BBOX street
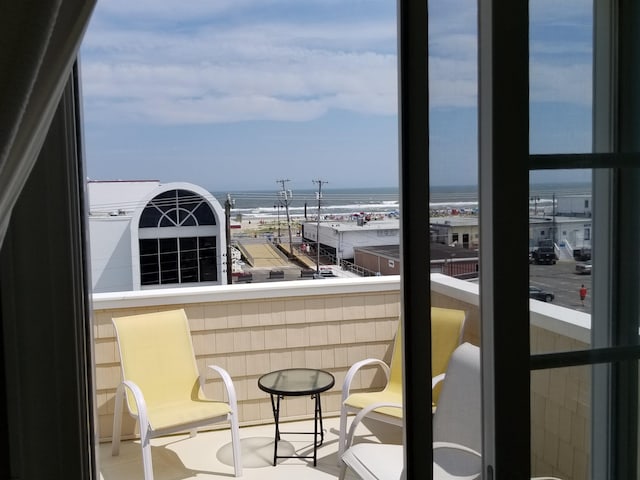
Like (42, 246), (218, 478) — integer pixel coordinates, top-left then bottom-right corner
(530, 260), (591, 313)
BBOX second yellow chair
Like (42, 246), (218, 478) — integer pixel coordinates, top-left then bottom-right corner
(337, 306), (467, 458)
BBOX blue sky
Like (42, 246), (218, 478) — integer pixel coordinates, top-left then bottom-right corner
(80, 0), (592, 191)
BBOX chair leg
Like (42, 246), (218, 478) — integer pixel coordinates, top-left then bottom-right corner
(111, 385), (124, 456)
(140, 432), (154, 480)
(339, 463), (348, 480)
(338, 406), (348, 462)
(230, 413), (243, 477)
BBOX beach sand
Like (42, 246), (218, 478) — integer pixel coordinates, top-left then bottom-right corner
(231, 218), (303, 237)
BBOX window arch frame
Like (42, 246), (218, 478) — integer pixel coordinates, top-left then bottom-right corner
(131, 183), (227, 289)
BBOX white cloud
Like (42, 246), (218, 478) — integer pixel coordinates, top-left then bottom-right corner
(82, 5), (399, 125)
(81, 0), (593, 126)
(529, 0), (592, 24)
(530, 62), (592, 105)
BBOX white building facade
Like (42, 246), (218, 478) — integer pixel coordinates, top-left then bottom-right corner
(556, 194), (592, 217)
(429, 216), (480, 249)
(88, 181), (227, 293)
(302, 219), (400, 263)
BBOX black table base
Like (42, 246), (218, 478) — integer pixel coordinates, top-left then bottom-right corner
(257, 368), (335, 467)
(268, 392), (325, 466)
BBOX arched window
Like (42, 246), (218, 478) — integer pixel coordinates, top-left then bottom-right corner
(139, 189), (216, 228)
(138, 189), (218, 286)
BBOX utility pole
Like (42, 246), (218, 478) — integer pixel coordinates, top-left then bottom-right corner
(224, 194), (234, 285)
(552, 192), (556, 245)
(276, 179), (294, 258)
(312, 179), (328, 275)
(273, 201), (281, 242)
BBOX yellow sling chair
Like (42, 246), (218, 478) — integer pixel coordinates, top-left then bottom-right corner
(338, 306), (467, 459)
(111, 309), (242, 479)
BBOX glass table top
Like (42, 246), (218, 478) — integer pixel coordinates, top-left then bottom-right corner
(258, 368), (335, 396)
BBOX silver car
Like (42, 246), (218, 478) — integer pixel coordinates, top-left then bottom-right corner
(575, 262), (592, 275)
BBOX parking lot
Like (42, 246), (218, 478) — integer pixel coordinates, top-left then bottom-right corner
(530, 260), (592, 313)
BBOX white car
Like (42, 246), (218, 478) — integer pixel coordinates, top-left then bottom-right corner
(575, 261), (592, 275)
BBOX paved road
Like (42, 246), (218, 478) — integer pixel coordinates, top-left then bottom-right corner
(530, 260), (592, 313)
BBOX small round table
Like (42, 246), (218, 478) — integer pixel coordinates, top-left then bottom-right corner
(258, 368), (335, 466)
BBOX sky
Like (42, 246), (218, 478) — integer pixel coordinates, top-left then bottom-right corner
(80, 0), (592, 192)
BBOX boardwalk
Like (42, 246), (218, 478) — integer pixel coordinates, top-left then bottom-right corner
(240, 242), (290, 268)
(277, 243), (318, 270)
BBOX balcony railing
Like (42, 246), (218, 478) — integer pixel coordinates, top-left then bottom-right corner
(93, 273), (590, 480)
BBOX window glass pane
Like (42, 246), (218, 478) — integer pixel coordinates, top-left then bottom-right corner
(159, 237), (178, 284)
(531, 365), (591, 479)
(139, 205), (162, 228)
(139, 239), (159, 285)
(529, 0), (593, 155)
(429, 0), (482, 475)
(529, 170), (592, 354)
(153, 190), (177, 212)
(199, 236), (217, 282)
(194, 202), (216, 225)
(177, 189), (199, 211)
(428, 0), (479, 277)
(179, 237), (198, 283)
(178, 209), (196, 226)
(159, 210), (178, 227)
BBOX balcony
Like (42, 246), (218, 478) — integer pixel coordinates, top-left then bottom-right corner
(99, 415), (399, 479)
(94, 274), (590, 479)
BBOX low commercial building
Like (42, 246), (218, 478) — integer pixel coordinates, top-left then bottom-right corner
(529, 216), (592, 255)
(431, 213), (592, 257)
(353, 243), (479, 278)
(430, 216), (480, 249)
(302, 218), (400, 263)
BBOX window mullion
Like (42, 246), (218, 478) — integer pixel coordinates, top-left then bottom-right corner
(479, 0), (530, 477)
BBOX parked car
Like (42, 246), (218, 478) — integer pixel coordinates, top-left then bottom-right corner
(529, 286), (555, 302)
(573, 248), (591, 261)
(575, 261), (592, 275)
(530, 246), (557, 265)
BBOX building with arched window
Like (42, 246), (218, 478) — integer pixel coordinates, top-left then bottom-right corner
(88, 180), (227, 292)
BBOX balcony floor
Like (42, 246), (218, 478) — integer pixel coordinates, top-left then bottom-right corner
(99, 415), (402, 480)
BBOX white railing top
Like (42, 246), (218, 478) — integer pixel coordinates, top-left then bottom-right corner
(430, 273), (591, 344)
(92, 275), (402, 310)
(92, 273), (591, 344)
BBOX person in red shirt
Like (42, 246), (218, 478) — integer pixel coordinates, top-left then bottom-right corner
(579, 284), (587, 306)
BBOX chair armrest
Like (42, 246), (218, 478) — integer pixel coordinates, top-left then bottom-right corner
(342, 358), (391, 404)
(433, 441), (482, 459)
(433, 441), (482, 480)
(205, 365), (239, 412)
(432, 373), (446, 390)
(118, 380), (148, 421)
(112, 380), (149, 456)
(344, 401), (403, 450)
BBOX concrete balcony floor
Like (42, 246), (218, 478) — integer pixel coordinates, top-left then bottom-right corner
(99, 415), (402, 480)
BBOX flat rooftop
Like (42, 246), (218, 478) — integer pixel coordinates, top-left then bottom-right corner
(429, 215), (478, 227)
(306, 219), (400, 232)
(355, 243), (478, 261)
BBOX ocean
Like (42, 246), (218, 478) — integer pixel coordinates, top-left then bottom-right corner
(212, 181), (591, 221)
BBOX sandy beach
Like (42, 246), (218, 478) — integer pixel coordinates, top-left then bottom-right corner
(230, 218), (304, 238)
